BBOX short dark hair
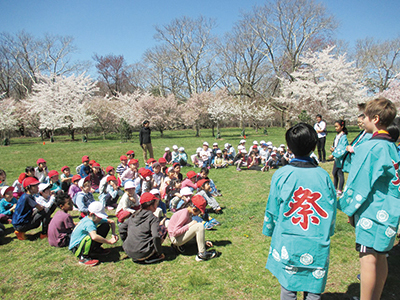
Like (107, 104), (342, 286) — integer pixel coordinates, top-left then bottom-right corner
(0, 169), (5, 177)
(200, 167), (209, 175)
(141, 199), (156, 209)
(285, 123), (318, 157)
(316, 114), (322, 118)
(55, 192), (71, 207)
(365, 97), (397, 127)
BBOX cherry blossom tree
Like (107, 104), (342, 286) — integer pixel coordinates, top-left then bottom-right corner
(24, 73), (98, 140)
(276, 46), (367, 124)
(207, 89), (236, 138)
(0, 98), (18, 140)
(182, 92), (213, 136)
(378, 75), (400, 107)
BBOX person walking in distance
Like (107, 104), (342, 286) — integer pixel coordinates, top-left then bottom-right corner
(314, 114), (327, 162)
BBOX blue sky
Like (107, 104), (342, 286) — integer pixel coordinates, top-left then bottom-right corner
(1, 0), (399, 75)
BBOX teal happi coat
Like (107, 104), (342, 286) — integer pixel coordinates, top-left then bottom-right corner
(342, 131), (372, 173)
(332, 133), (349, 168)
(263, 159), (337, 294)
(338, 135), (400, 252)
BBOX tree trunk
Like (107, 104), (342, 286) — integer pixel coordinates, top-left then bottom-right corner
(70, 129), (75, 141)
(103, 131), (106, 140)
(195, 124), (200, 137)
(211, 124), (215, 137)
(159, 128), (164, 137)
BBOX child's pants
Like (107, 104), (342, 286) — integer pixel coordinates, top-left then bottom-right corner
(72, 223), (110, 257)
(332, 164), (344, 191)
(169, 222), (206, 253)
(280, 286), (321, 300)
(13, 206), (55, 234)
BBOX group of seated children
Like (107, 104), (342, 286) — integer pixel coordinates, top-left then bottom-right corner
(0, 149), (223, 266)
(190, 140), (296, 172)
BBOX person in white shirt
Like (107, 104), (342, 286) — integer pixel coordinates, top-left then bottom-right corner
(314, 114), (327, 162)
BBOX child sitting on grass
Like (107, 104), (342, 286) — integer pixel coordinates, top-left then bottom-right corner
(12, 177), (53, 240)
(263, 123), (337, 300)
(338, 97), (400, 300)
(68, 175), (81, 202)
(0, 186), (17, 224)
(35, 183), (56, 215)
(12, 172), (27, 199)
(116, 155), (128, 179)
(75, 177), (95, 217)
(197, 167), (221, 197)
(181, 171), (197, 191)
(45, 170), (62, 194)
(35, 158), (48, 183)
(99, 176), (123, 209)
(60, 166), (73, 193)
(196, 179), (222, 214)
(69, 201), (118, 267)
(122, 192), (166, 264)
(168, 194), (217, 261)
(120, 159), (139, 186)
(213, 150), (228, 169)
(48, 192), (75, 247)
(115, 181), (140, 223)
(99, 166), (115, 194)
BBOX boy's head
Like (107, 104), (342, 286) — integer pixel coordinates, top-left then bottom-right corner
(139, 168), (153, 181)
(285, 123), (318, 157)
(48, 170), (59, 182)
(23, 177), (40, 194)
(92, 163), (101, 173)
(18, 172), (27, 184)
(39, 183), (52, 198)
(364, 97), (397, 131)
(191, 194), (206, 215)
(88, 201), (108, 222)
(25, 166), (35, 177)
(1, 186), (14, 201)
(173, 163), (181, 173)
(200, 167), (209, 177)
(82, 155), (90, 165)
(120, 155), (128, 165)
(72, 174), (81, 185)
(124, 181), (136, 195)
(0, 169), (5, 182)
(55, 192), (73, 212)
(61, 166), (70, 176)
(107, 175), (118, 186)
(202, 141), (209, 150)
(140, 192), (158, 210)
(179, 147), (185, 153)
(106, 166), (115, 175)
(213, 143), (218, 149)
(158, 157), (167, 167)
(147, 158), (156, 166)
(164, 147), (170, 153)
(186, 171), (197, 181)
(126, 150), (135, 159)
(172, 145), (178, 152)
(143, 120), (150, 127)
(197, 178), (210, 191)
(79, 177), (91, 193)
(129, 159), (139, 169)
(36, 159), (46, 170)
(152, 162), (161, 173)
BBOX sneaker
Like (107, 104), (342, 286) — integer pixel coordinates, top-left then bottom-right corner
(172, 244), (186, 254)
(79, 256), (100, 267)
(195, 250), (217, 262)
(236, 168), (241, 172)
(14, 231), (26, 240)
(40, 233), (48, 239)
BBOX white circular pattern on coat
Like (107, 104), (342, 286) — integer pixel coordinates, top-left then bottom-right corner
(385, 226), (396, 238)
(300, 253), (313, 265)
(354, 203), (361, 209)
(312, 268), (326, 279)
(285, 266), (298, 275)
(347, 189), (353, 196)
(266, 224), (272, 229)
(269, 246), (272, 254)
(359, 218), (373, 230)
(281, 246), (289, 260)
(355, 194), (363, 201)
(264, 215), (269, 222)
(272, 249), (280, 262)
(376, 210), (389, 223)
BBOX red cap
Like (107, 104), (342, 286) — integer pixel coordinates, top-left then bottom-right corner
(82, 155), (89, 162)
(126, 150), (135, 155)
(107, 175), (117, 182)
(139, 168), (153, 178)
(48, 170), (59, 178)
(140, 192), (157, 205)
(61, 166), (69, 172)
(191, 194), (206, 214)
(173, 162), (180, 168)
(89, 160), (96, 165)
(128, 159), (139, 166)
(92, 162), (100, 167)
(72, 175), (81, 182)
(36, 158), (46, 165)
(147, 158), (156, 164)
(196, 179), (209, 189)
(18, 173), (27, 184)
(120, 155), (128, 161)
(105, 166), (114, 173)
(186, 171), (196, 179)
(23, 177), (40, 188)
(158, 157), (166, 164)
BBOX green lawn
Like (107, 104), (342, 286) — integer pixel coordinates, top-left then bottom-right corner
(0, 127), (399, 299)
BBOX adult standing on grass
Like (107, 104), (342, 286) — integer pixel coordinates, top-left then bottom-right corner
(314, 114), (327, 163)
(139, 120), (154, 164)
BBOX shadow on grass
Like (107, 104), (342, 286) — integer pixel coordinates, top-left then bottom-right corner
(93, 245), (124, 263)
(322, 283), (359, 299)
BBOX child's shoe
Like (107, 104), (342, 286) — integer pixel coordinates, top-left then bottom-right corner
(236, 168), (241, 172)
(79, 256), (100, 267)
(195, 250), (217, 262)
(40, 233), (48, 239)
(14, 231), (26, 240)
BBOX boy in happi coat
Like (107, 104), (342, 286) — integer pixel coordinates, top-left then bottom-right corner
(263, 123), (337, 300)
(338, 97), (400, 300)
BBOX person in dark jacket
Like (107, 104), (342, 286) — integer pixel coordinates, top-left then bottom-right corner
(122, 192), (166, 264)
(139, 120), (153, 164)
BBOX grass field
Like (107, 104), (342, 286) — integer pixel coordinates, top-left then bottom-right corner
(0, 127), (399, 300)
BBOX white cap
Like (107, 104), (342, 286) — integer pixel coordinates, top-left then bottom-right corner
(216, 149), (222, 154)
(78, 178), (86, 188)
(196, 147), (202, 153)
(88, 201), (108, 219)
(203, 141), (209, 146)
(150, 189), (160, 195)
(268, 146), (273, 149)
(277, 147), (283, 152)
(267, 141), (273, 146)
(213, 142), (218, 146)
(167, 167), (174, 173)
(172, 145), (178, 150)
(260, 140), (266, 145)
(180, 187), (192, 196)
(224, 143), (229, 149)
(0, 186), (13, 197)
(38, 183), (51, 193)
(165, 147), (170, 151)
(280, 144), (285, 148)
(253, 140), (258, 145)
(124, 181), (135, 190)
(178, 147), (185, 152)
(273, 147), (277, 151)
(240, 139), (246, 144)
